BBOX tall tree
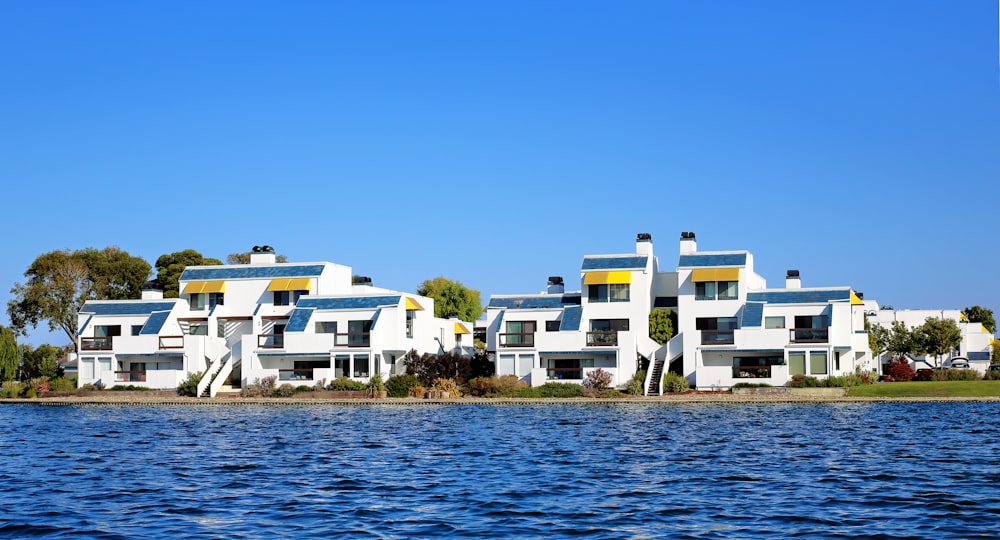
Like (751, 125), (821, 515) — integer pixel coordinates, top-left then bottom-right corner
(648, 308), (675, 345)
(7, 247), (149, 351)
(417, 277), (482, 323)
(19, 343), (59, 380)
(884, 320), (915, 362)
(0, 326), (18, 382)
(154, 250), (223, 298)
(962, 305), (996, 334)
(914, 317), (962, 368)
(227, 252), (288, 264)
(866, 318), (889, 365)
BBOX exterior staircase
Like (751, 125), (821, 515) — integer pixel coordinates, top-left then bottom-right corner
(646, 358), (665, 396)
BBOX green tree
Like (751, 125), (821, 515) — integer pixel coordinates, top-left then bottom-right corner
(914, 317), (962, 368)
(227, 252), (288, 264)
(7, 248), (150, 351)
(648, 308), (675, 345)
(416, 277), (482, 323)
(866, 318), (889, 364)
(0, 326), (18, 382)
(885, 320), (915, 362)
(154, 250), (223, 298)
(19, 343), (60, 380)
(962, 305), (996, 334)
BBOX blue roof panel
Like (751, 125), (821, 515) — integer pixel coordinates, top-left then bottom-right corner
(296, 296), (400, 310)
(742, 302), (764, 327)
(581, 256), (648, 270)
(139, 311), (171, 335)
(560, 306), (583, 331)
(677, 253), (747, 267)
(180, 264), (326, 281)
(81, 301), (177, 316)
(285, 308), (316, 332)
(746, 289), (852, 304)
(487, 295), (581, 309)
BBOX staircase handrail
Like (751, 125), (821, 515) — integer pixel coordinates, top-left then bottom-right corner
(208, 351), (233, 398)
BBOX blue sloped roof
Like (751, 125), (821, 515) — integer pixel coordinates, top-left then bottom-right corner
(487, 295), (581, 309)
(139, 311), (172, 335)
(180, 264), (326, 281)
(369, 308), (382, 330)
(581, 256), (648, 270)
(741, 302), (764, 327)
(746, 289), (852, 304)
(81, 301), (177, 316)
(296, 296), (400, 310)
(285, 308), (316, 332)
(560, 305), (583, 331)
(677, 253), (747, 267)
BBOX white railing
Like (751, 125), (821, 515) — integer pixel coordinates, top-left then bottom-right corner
(196, 356), (217, 398)
(209, 352), (233, 398)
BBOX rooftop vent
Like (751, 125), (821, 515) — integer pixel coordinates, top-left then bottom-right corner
(353, 276), (373, 285)
(636, 232), (652, 242)
(252, 245), (275, 254)
(786, 269), (800, 278)
(547, 276), (564, 286)
(680, 231), (696, 239)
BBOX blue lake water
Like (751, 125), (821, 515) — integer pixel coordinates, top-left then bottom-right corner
(1, 402), (998, 539)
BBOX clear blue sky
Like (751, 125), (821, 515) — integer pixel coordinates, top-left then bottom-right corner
(1, 1), (998, 346)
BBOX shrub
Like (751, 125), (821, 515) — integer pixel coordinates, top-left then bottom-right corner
(431, 378), (462, 397)
(596, 389), (625, 399)
(789, 374), (820, 387)
(404, 349), (472, 386)
(408, 384), (426, 398)
(583, 369), (612, 391)
(313, 379), (327, 392)
(80, 383), (100, 392)
(0, 382), (24, 398)
(466, 375), (521, 397)
(327, 377), (365, 392)
(48, 377), (76, 391)
(386, 374), (421, 397)
(933, 368), (981, 382)
(365, 373), (387, 397)
(662, 372), (689, 393)
(887, 363), (915, 382)
(177, 371), (202, 397)
(625, 379), (644, 396)
(984, 369), (1000, 381)
(295, 385), (313, 393)
(108, 385), (152, 392)
(732, 382), (772, 389)
(535, 382), (583, 398)
(273, 384), (296, 397)
(241, 375), (278, 398)
(514, 386), (542, 398)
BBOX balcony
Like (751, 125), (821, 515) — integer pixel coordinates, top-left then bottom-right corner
(732, 366), (771, 379)
(258, 334), (285, 349)
(159, 336), (184, 349)
(334, 332), (371, 347)
(790, 328), (829, 343)
(81, 337), (114, 351)
(115, 370), (147, 382)
(546, 367), (583, 380)
(701, 329), (735, 345)
(586, 331), (618, 347)
(499, 332), (535, 348)
(278, 368), (315, 381)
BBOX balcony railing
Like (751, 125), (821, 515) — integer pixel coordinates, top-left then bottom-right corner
(546, 367), (584, 380)
(81, 337), (114, 351)
(499, 332), (534, 347)
(334, 332), (371, 347)
(115, 370), (147, 382)
(733, 366), (772, 379)
(159, 335), (184, 349)
(278, 368), (315, 381)
(586, 331), (618, 347)
(258, 333), (285, 349)
(701, 329), (735, 345)
(790, 328), (829, 343)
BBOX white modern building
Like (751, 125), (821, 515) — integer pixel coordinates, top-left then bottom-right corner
(869, 308), (993, 373)
(76, 247), (470, 395)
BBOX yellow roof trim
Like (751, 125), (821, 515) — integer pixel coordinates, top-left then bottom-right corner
(454, 322), (471, 335)
(850, 291), (864, 306)
(583, 271), (631, 285)
(405, 297), (424, 311)
(715, 268), (740, 281)
(960, 312), (970, 322)
(201, 281), (226, 294)
(182, 282), (205, 294)
(692, 268), (740, 282)
(267, 278), (291, 291)
(267, 278), (310, 292)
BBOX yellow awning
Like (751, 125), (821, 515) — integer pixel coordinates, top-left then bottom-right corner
(268, 278), (312, 292)
(850, 291), (864, 305)
(691, 268), (740, 282)
(454, 322), (471, 335)
(583, 271), (632, 285)
(405, 297), (424, 311)
(183, 281), (225, 294)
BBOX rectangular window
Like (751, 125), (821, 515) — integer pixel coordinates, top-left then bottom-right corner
(131, 325), (143, 336)
(609, 284), (630, 302)
(188, 323), (208, 336)
(504, 321), (536, 346)
(354, 354), (370, 378)
(794, 315), (828, 329)
(406, 310), (415, 338)
(98, 357), (112, 376)
(316, 321), (338, 334)
(208, 292), (224, 308)
(733, 356), (783, 378)
(545, 320), (561, 332)
(789, 352), (806, 376)
(81, 357), (95, 379)
(348, 320), (372, 346)
(764, 316), (785, 329)
(335, 354), (350, 378)
(518, 354), (535, 376)
(717, 281), (738, 300)
(588, 284), (609, 303)
(190, 293), (204, 310)
(273, 291), (290, 306)
(94, 325), (121, 338)
(835, 351), (841, 371)
(695, 281), (716, 300)
(809, 351), (828, 375)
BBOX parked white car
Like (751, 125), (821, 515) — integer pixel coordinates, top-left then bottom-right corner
(949, 357), (970, 369)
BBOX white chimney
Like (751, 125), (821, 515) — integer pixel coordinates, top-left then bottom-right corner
(250, 245), (277, 264)
(786, 270), (801, 289)
(679, 231), (697, 254)
(636, 232), (653, 256)
(141, 286), (163, 300)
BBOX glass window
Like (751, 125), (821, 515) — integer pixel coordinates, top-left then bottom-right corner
(81, 358), (95, 379)
(335, 355), (350, 378)
(354, 354), (370, 378)
(588, 284), (609, 303)
(789, 352), (806, 376)
(315, 321), (337, 334)
(609, 284), (630, 302)
(292, 290), (308, 304)
(545, 320), (561, 332)
(94, 325), (121, 337)
(406, 310), (414, 338)
(505, 321), (535, 346)
(208, 293), (224, 308)
(717, 281), (738, 300)
(348, 320), (372, 346)
(764, 316), (785, 329)
(131, 325), (143, 336)
(273, 291), (290, 306)
(810, 351), (828, 375)
(98, 357), (112, 375)
(189, 323), (208, 336)
(190, 293), (204, 310)
(695, 281), (716, 300)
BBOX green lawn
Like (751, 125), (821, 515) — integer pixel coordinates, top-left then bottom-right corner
(847, 380), (1000, 398)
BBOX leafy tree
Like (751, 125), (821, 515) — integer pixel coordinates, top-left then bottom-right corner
(914, 317), (962, 368)
(227, 252), (288, 264)
(403, 349), (472, 385)
(648, 308), (676, 345)
(0, 326), (18, 382)
(19, 343), (60, 380)
(962, 305), (996, 334)
(154, 250), (223, 298)
(885, 321), (915, 362)
(991, 339), (1000, 362)
(866, 318), (889, 364)
(416, 277), (482, 323)
(8, 248), (150, 351)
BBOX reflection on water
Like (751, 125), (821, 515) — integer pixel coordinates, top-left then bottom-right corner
(1, 403), (998, 538)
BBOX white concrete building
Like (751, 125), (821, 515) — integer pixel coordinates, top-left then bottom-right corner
(76, 247), (469, 395)
(869, 308), (993, 373)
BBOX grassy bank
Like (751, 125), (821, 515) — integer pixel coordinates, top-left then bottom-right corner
(847, 380), (1000, 398)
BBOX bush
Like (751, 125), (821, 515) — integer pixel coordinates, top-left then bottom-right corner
(241, 375), (278, 398)
(466, 375), (521, 397)
(0, 382), (23, 398)
(386, 374), (421, 398)
(625, 379), (644, 396)
(273, 384), (296, 397)
(535, 382), (582, 398)
(732, 382), (772, 389)
(583, 369), (612, 391)
(983, 369), (1000, 381)
(933, 368), (981, 381)
(888, 363), (915, 382)
(408, 384), (426, 398)
(662, 372), (689, 393)
(295, 385), (313, 393)
(177, 371), (202, 397)
(108, 385), (152, 392)
(365, 373), (387, 397)
(327, 377), (365, 392)
(431, 378), (462, 397)
(596, 389), (625, 399)
(48, 377), (76, 391)
(404, 349), (472, 386)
